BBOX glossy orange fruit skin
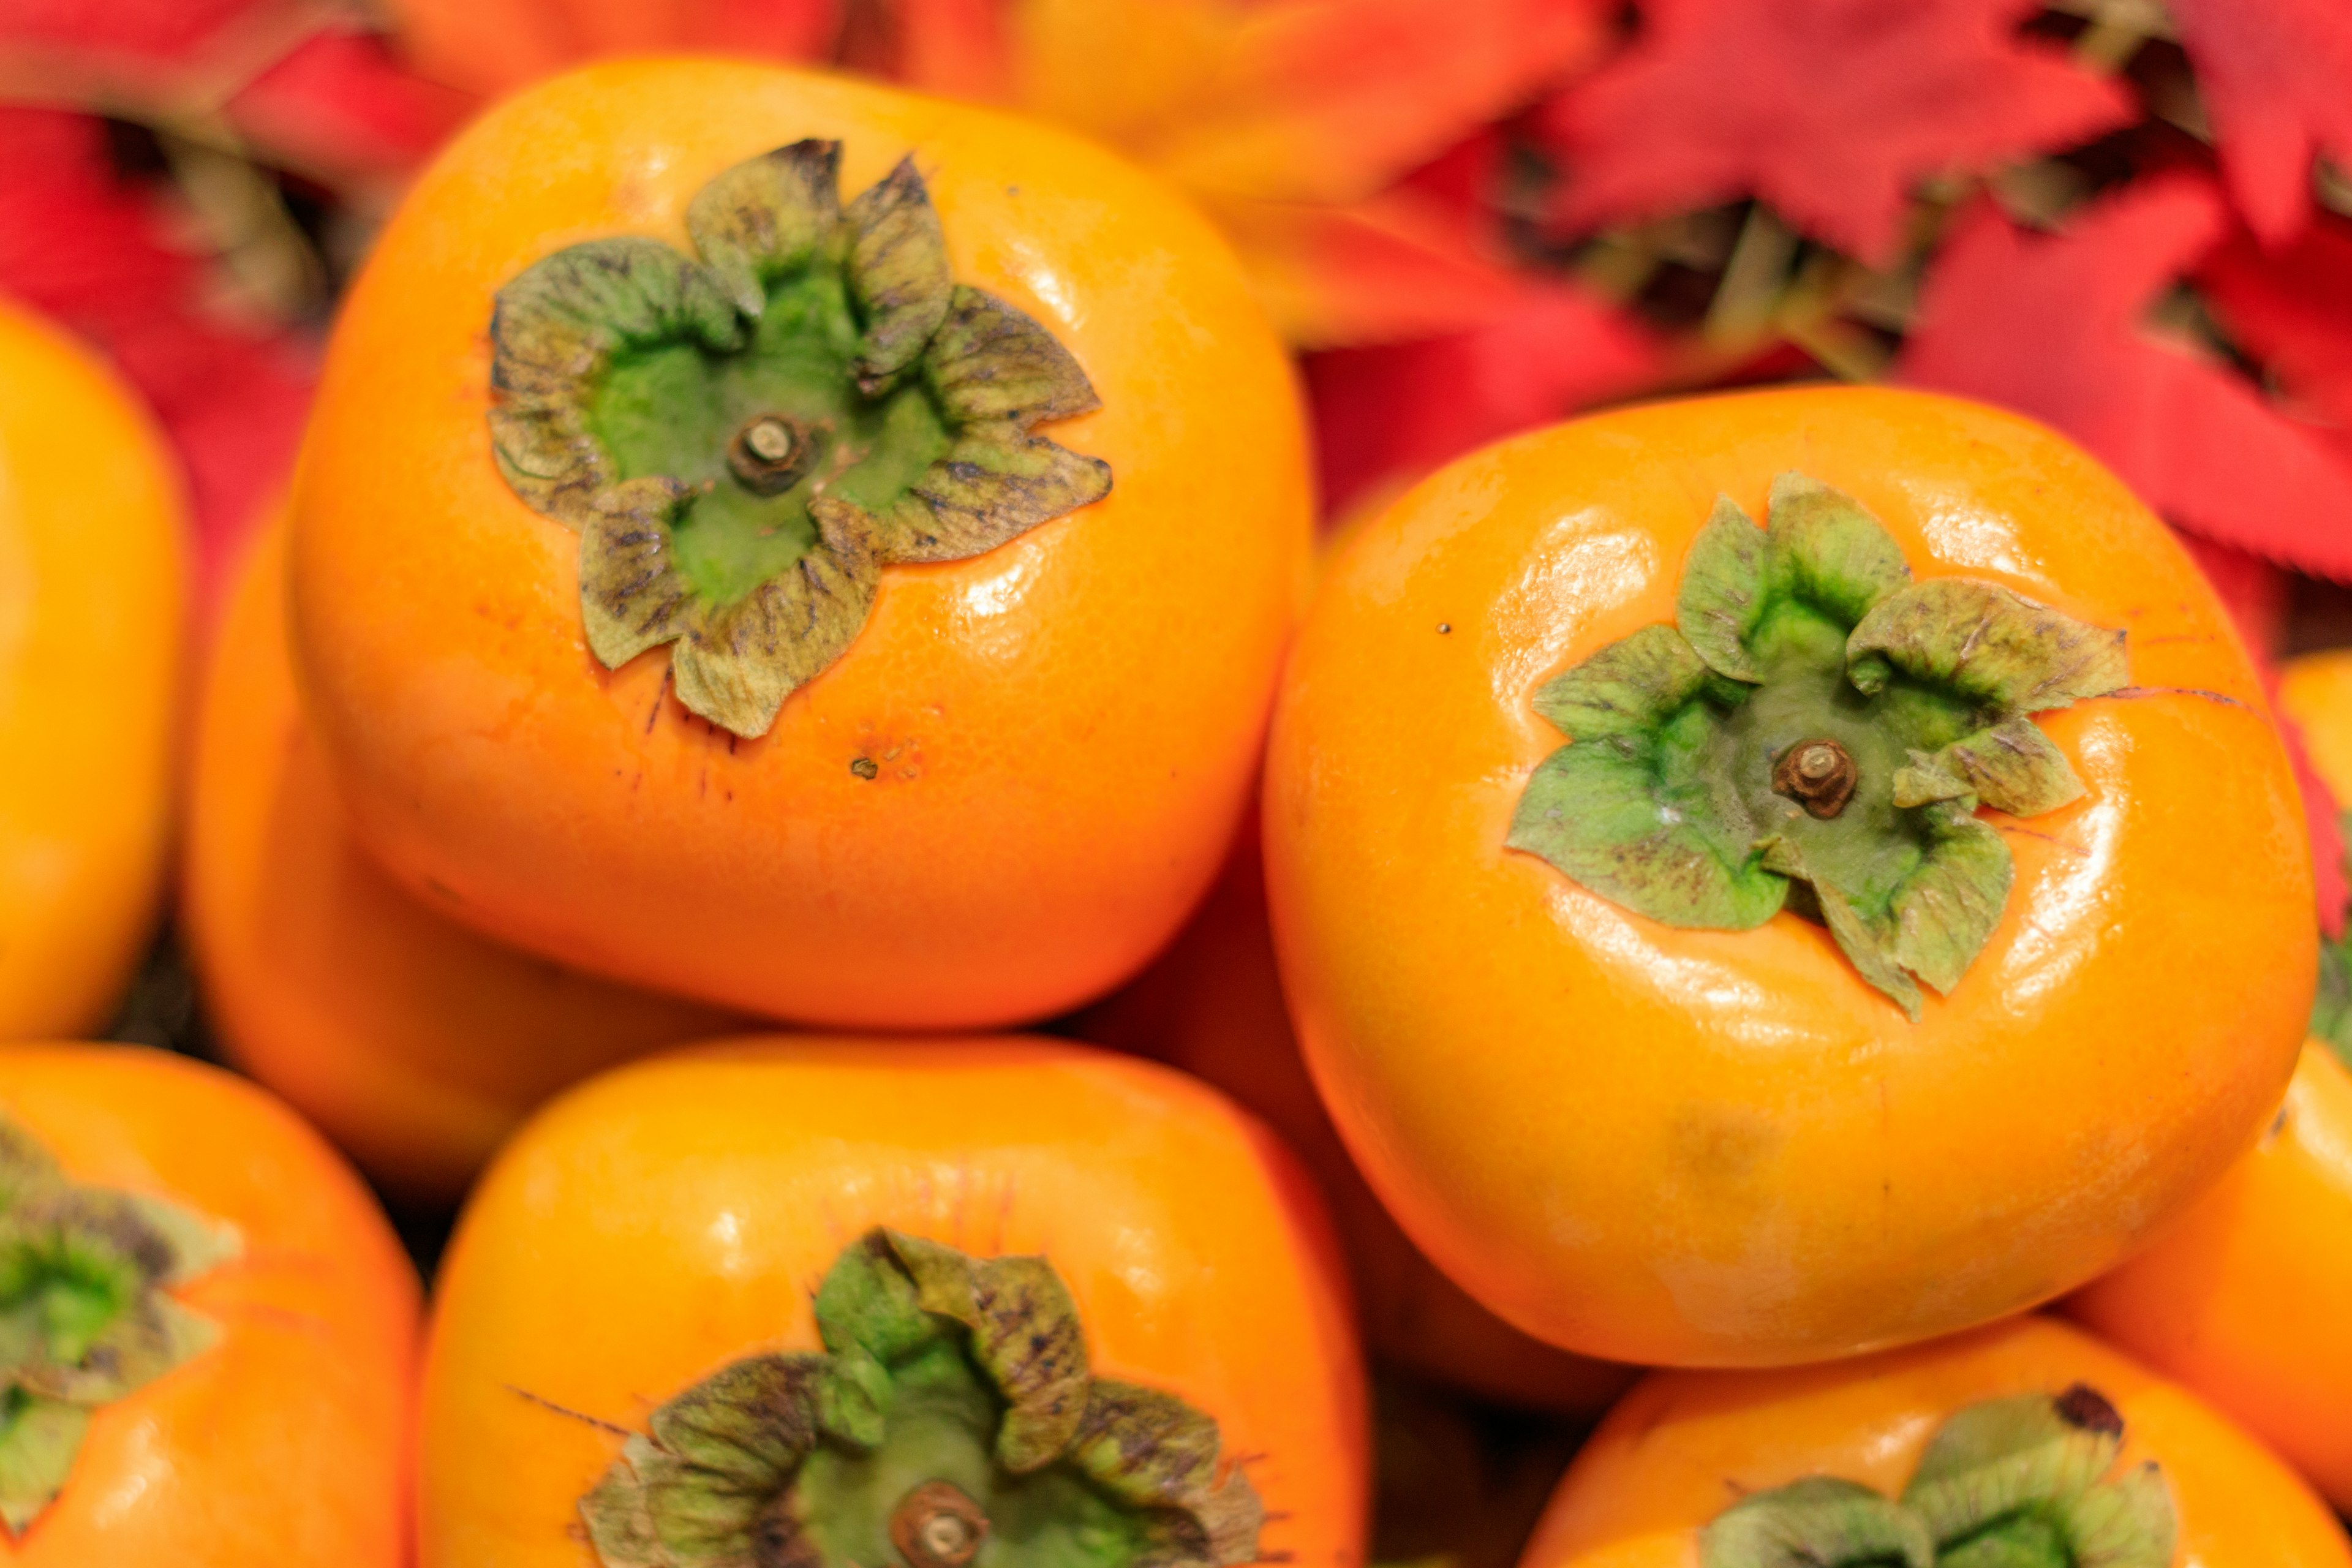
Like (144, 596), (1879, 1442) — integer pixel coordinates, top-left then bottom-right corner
(186, 515), (745, 1204)
(418, 1038), (1366, 1567)
(290, 59), (1310, 1030)
(1517, 1315), (2352, 1568)
(0, 1045), (419, 1566)
(0, 301), (184, 1039)
(2067, 1041), (2352, 1509)
(1077, 823), (1634, 1413)
(1266, 386), (2314, 1367)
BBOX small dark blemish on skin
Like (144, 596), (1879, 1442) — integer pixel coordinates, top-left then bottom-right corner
(2108, 683), (2253, 712)
(851, 757), (880, 780)
(1437, 623), (1451, 635)
(505, 1385), (633, 1438)
(424, 877), (462, 904)
(1994, 821), (2089, 858)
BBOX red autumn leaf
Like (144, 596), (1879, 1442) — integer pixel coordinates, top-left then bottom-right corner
(225, 26), (475, 190)
(1897, 176), (2352, 581)
(1207, 132), (1531, 349)
(1209, 186), (1536, 349)
(2199, 217), (2352, 432)
(0, 2), (470, 195)
(2167, 0), (2352, 246)
(1305, 280), (1657, 522)
(0, 107), (314, 612)
(1538, 0), (2132, 263)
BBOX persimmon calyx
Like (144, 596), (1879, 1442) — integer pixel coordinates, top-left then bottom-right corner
(577, 1227), (1262, 1568)
(1506, 472), (2127, 1018)
(0, 1115), (240, 1536)
(488, 140), (1112, 739)
(1700, 1384), (2176, 1568)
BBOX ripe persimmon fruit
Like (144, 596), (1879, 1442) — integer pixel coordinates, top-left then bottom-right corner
(289, 60), (1308, 1030)
(417, 1038), (1365, 1567)
(2067, 1039), (2352, 1511)
(1266, 386), (2313, 1366)
(186, 514), (744, 1204)
(0, 300), (183, 1040)
(0, 1045), (417, 1564)
(1518, 1315), (2351, 1568)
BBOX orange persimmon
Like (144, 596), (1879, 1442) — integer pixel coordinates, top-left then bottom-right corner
(0, 299), (184, 1039)
(1517, 1315), (2351, 1568)
(2067, 1040), (2352, 1510)
(289, 59), (1310, 1030)
(418, 1038), (1365, 1567)
(2279, 649), (2352, 801)
(185, 514), (744, 1204)
(1077, 826), (1633, 1413)
(1267, 386), (2312, 1366)
(0, 1044), (418, 1564)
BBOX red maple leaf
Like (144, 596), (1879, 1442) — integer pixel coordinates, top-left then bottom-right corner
(1538, 0), (2132, 263)
(1215, 131), (1537, 349)
(1305, 280), (1657, 522)
(2199, 217), (2352, 433)
(0, 108), (315, 614)
(2168, 0), (2352, 246)
(224, 26), (475, 190)
(1897, 176), (2352, 581)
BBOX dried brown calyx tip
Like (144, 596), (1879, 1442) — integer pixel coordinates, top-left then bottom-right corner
(1773, 737), (1857, 818)
(2054, 1382), (2124, 1436)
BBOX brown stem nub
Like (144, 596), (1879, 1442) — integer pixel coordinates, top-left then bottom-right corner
(727, 413), (814, 496)
(1773, 737), (1857, 819)
(2054, 1382), (2124, 1437)
(890, 1480), (988, 1568)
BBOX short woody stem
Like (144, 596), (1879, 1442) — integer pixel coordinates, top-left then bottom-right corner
(891, 1480), (988, 1568)
(1774, 737), (1857, 819)
(727, 413), (814, 496)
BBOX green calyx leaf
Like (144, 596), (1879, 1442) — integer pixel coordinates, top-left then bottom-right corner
(0, 1114), (238, 1539)
(578, 1227), (1261, 1568)
(1702, 1476), (1935, 1568)
(1702, 1385), (2176, 1568)
(489, 141), (1112, 739)
(1509, 473), (2127, 1017)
